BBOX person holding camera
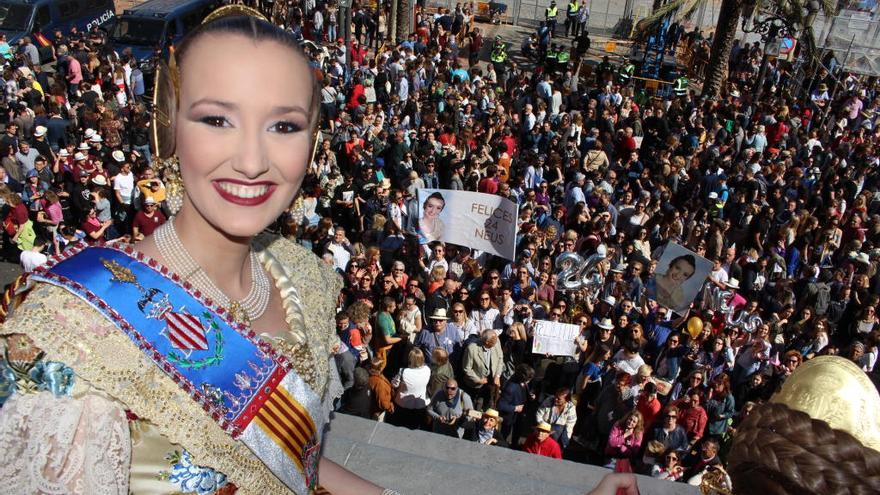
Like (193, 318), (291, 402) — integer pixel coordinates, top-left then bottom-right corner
(428, 378), (474, 438)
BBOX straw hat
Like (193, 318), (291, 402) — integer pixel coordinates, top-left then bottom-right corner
(429, 308), (450, 320)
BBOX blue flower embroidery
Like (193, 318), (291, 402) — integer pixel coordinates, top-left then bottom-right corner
(29, 361), (75, 396)
(0, 359), (75, 407)
(164, 450), (228, 495)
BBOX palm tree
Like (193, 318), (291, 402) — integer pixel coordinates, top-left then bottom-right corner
(637, 0), (834, 98)
(702, 0), (744, 97)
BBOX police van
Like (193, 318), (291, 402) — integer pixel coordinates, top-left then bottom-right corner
(0, 0), (115, 47)
(109, 0), (221, 73)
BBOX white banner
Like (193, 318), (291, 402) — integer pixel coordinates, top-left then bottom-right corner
(417, 188), (519, 260)
(531, 320), (580, 357)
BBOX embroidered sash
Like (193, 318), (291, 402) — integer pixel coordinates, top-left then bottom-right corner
(30, 243), (322, 494)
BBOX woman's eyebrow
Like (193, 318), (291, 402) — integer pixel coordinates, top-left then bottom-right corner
(189, 98), (309, 116)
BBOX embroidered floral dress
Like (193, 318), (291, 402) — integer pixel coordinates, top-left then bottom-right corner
(0, 235), (343, 494)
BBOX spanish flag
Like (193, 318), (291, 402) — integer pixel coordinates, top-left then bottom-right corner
(34, 32), (51, 47)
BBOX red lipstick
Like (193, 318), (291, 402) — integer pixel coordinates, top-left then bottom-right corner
(212, 180), (277, 206)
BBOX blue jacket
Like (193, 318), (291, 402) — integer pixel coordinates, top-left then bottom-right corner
(649, 425), (689, 453)
(497, 380), (529, 425)
(706, 393), (735, 436)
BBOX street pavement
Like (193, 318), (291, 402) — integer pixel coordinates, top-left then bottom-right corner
(0, 261), (21, 289)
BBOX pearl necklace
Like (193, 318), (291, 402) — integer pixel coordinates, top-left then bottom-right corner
(154, 220), (271, 325)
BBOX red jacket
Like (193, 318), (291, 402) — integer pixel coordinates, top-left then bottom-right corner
(478, 176), (499, 194)
(522, 433), (562, 459)
(637, 396), (662, 430)
(678, 405), (707, 443)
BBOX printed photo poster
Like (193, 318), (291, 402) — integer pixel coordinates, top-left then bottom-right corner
(416, 188), (519, 260)
(531, 320), (580, 357)
(646, 241), (712, 314)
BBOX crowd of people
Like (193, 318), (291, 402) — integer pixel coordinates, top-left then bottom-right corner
(1, 0), (879, 489)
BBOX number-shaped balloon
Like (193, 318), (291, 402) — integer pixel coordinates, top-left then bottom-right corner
(556, 252), (585, 291)
(580, 252), (606, 291)
(555, 247), (607, 292)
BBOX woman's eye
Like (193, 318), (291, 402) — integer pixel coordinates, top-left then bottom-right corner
(199, 116), (228, 128)
(272, 121), (304, 134)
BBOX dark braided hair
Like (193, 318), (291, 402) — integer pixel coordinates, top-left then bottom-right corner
(729, 402), (880, 495)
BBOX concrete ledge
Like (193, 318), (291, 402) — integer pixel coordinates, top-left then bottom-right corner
(324, 414), (698, 495)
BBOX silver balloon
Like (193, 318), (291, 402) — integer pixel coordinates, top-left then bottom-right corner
(744, 314), (763, 334)
(580, 252), (606, 294)
(702, 284), (733, 315)
(556, 252), (585, 291)
(555, 248), (608, 293)
(726, 309), (760, 333)
(717, 290), (733, 314)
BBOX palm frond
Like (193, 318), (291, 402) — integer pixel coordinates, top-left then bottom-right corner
(635, 0), (703, 33)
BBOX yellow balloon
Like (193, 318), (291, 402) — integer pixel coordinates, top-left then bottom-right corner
(687, 317), (704, 339)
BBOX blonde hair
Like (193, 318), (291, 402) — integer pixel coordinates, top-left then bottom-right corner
(429, 265), (447, 282)
(509, 321), (527, 340)
(407, 348), (426, 368)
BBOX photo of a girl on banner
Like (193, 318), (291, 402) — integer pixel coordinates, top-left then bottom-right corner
(418, 191), (446, 244)
(646, 242), (712, 313)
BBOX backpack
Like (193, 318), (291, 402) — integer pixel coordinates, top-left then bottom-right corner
(813, 282), (831, 316)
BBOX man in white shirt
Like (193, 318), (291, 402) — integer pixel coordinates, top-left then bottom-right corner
(327, 226), (353, 272)
(20, 237), (47, 272)
(113, 160), (135, 207)
(14, 141), (39, 175)
(113, 158), (135, 230)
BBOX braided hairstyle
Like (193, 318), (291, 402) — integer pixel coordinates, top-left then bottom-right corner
(728, 402), (880, 495)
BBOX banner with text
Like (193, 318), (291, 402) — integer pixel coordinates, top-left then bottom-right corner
(531, 320), (580, 357)
(417, 188), (519, 260)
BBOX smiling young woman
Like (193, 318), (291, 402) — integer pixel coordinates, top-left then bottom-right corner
(0, 7), (391, 495)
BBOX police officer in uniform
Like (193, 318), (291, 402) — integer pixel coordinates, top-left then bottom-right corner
(490, 35), (509, 77)
(545, 0), (559, 36)
(565, 0), (580, 37)
(556, 44), (570, 73)
(673, 74), (689, 97)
